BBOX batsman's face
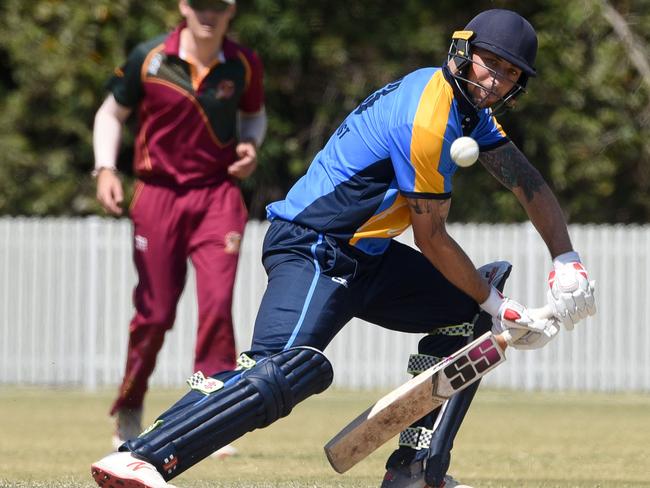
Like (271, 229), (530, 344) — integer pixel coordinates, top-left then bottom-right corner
(466, 48), (523, 108)
(180, 0), (235, 41)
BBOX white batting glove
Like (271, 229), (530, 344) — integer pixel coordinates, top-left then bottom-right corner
(497, 308), (560, 350)
(480, 287), (559, 350)
(547, 251), (597, 331)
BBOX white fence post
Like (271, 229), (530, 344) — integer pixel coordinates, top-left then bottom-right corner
(85, 217), (100, 391)
(0, 217), (649, 393)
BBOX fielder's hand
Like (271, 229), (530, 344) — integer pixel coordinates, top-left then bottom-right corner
(547, 252), (596, 331)
(228, 142), (258, 180)
(481, 287), (560, 350)
(96, 168), (124, 216)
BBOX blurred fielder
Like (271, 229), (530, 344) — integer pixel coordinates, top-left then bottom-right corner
(92, 0), (265, 457)
(91, 8), (595, 488)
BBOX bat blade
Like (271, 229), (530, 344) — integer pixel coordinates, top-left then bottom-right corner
(324, 331), (506, 474)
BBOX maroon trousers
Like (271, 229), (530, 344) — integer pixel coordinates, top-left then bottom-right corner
(110, 180), (247, 415)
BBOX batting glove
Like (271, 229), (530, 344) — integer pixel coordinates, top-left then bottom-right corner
(497, 312), (560, 350)
(547, 251), (597, 331)
(480, 287), (560, 350)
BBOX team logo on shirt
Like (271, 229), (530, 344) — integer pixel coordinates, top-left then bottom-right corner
(215, 79), (236, 100)
(147, 53), (163, 76)
(224, 231), (242, 254)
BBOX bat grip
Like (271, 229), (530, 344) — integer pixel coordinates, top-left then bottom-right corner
(494, 333), (510, 351)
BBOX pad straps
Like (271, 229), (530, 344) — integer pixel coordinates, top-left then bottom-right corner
(427, 317), (477, 337)
(399, 426), (435, 450)
(400, 354), (442, 450)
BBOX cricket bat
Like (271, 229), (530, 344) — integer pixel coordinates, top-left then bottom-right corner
(324, 331), (509, 474)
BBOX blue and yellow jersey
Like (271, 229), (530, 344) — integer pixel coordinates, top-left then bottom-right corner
(267, 66), (508, 255)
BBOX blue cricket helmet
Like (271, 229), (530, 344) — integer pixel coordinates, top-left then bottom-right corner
(447, 9), (538, 112)
(465, 9), (537, 77)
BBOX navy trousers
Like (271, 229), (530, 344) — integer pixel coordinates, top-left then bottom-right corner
(247, 219), (478, 360)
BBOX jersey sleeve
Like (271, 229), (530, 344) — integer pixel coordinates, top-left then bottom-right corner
(238, 49), (265, 113)
(105, 43), (150, 108)
(390, 125), (454, 199)
(472, 111), (509, 151)
(389, 71), (456, 199)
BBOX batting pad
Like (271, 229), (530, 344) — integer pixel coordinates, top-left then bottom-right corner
(124, 346), (333, 480)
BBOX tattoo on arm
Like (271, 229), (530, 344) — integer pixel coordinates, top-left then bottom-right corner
(479, 142), (545, 202)
(407, 198), (450, 238)
(408, 198), (433, 215)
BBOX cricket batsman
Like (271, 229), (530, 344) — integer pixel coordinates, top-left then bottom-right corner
(91, 9), (596, 488)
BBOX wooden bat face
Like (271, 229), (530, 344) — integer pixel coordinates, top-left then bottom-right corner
(324, 332), (506, 473)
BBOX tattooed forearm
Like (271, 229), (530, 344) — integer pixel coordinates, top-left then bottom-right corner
(479, 142), (545, 202)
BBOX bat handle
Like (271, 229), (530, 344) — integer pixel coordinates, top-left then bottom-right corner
(494, 333), (510, 351)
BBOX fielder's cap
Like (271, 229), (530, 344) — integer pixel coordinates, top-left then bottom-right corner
(187, 0), (235, 8)
(465, 9), (537, 77)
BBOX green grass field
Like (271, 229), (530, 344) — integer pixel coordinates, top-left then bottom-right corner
(1, 387), (649, 487)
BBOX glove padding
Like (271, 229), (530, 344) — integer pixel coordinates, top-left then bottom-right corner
(490, 298), (560, 350)
(547, 261), (596, 331)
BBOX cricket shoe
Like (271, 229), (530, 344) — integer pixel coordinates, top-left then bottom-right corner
(381, 461), (472, 488)
(381, 459), (425, 487)
(111, 407), (143, 451)
(91, 451), (177, 488)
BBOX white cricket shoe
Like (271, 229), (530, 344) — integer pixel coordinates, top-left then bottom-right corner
(91, 451), (177, 488)
(210, 443), (238, 459)
(111, 407), (143, 451)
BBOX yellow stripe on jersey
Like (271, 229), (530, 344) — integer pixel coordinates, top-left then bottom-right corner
(349, 195), (411, 245)
(491, 115), (507, 138)
(410, 70), (454, 194)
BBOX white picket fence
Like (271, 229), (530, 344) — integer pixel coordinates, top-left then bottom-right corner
(1, 217), (649, 392)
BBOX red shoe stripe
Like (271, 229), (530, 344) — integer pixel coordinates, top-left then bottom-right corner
(91, 465), (149, 488)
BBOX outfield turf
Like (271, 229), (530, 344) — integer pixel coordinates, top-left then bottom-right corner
(0, 387), (649, 487)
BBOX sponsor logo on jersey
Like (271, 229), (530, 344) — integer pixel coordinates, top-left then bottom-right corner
(386, 227), (406, 237)
(215, 79), (236, 100)
(147, 54), (163, 76)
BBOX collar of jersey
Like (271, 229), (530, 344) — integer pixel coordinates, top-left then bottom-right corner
(441, 64), (482, 135)
(442, 65), (480, 116)
(164, 21), (236, 61)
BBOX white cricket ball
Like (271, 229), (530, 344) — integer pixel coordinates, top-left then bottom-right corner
(450, 137), (479, 167)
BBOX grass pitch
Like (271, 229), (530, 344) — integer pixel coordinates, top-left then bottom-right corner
(0, 387), (649, 487)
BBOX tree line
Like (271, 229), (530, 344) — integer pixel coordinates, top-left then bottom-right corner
(0, 0), (648, 223)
